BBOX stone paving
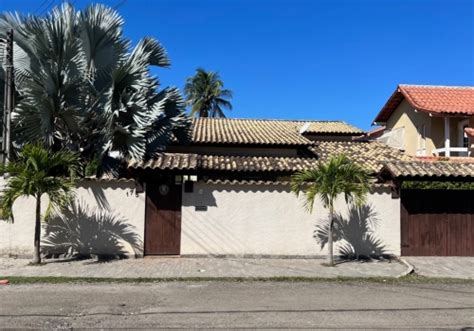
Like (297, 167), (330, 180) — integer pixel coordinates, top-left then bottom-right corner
(404, 257), (474, 279)
(0, 257), (408, 279)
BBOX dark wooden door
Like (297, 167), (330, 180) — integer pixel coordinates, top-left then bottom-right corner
(401, 189), (474, 256)
(145, 180), (182, 255)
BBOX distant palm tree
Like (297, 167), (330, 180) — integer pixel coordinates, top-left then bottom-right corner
(1, 144), (80, 264)
(184, 68), (232, 118)
(291, 154), (370, 266)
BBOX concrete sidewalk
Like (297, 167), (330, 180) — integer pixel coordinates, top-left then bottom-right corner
(0, 257), (409, 279)
(404, 257), (474, 280)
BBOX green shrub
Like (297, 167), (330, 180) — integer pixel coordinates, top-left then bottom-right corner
(402, 181), (474, 190)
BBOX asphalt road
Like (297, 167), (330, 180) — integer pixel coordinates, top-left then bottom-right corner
(0, 281), (473, 329)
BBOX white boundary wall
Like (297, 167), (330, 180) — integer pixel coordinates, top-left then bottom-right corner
(181, 182), (401, 256)
(0, 180), (146, 258)
(0, 180), (401, 258)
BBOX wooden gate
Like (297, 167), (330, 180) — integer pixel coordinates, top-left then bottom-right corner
(144, 180), (182, 255)
(401, 189), (474, 256)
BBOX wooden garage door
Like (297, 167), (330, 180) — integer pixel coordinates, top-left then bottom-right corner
(144, 180), (182, 255)
(401, 189), (474, 256)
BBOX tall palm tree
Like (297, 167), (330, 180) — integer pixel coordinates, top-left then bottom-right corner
(291, 154), (370, 266)
(0, 3), (190, 173)
(184, 68), (232, 118)
(1, 144), (80, 264)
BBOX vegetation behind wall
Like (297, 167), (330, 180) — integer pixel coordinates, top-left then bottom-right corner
(402, 180), (474, 190)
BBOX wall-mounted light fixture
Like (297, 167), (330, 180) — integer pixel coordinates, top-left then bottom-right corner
(183, 174), (198, 193)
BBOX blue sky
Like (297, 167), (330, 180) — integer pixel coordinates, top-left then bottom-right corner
(1, 0), (473, 130)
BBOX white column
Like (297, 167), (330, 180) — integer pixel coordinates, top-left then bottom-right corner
(444, 117), (450, 157)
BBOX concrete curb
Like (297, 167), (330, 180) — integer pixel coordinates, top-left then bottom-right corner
(396, 258), (415, 278)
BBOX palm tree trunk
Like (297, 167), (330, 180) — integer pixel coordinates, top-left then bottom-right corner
(327, 207), (335, 266)
(32, 194), (41, 264)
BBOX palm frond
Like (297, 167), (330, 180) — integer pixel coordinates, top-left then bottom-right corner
(1, 3), (189, 169)
(291, 154), (370, 214)
(78, 3), (126, 80)
(136, 37), (170, 67)
(1, 144), (79, 222)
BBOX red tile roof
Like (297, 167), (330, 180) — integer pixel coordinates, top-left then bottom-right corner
(373, 85), (474, 123)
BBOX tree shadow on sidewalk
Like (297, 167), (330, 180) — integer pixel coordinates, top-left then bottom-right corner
(42, 200), (142, 261)
(314, 204), (388, 262)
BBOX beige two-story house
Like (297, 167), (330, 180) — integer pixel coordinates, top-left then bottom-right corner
(373, 84), (474, 157)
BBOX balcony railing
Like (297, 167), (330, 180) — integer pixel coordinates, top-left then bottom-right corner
(433, 147), (470, 157)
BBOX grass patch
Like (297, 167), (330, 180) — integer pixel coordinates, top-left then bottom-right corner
(1, 274), (472, 285)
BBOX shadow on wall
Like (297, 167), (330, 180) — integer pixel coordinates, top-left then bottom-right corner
(182, 183), (292, 207)
(182, 186), (217, 207)
(89, 184), (110, 210)
(43, 200), (143, 259)
(314, 204), (387, 260)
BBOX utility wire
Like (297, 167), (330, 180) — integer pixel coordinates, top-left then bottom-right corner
(113, 0), (127, 10)
(41, 0), (58, 15)
(33, 0), (51, 14)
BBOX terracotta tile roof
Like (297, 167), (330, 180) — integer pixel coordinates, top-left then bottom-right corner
(204, 179), (392, 189)
(382, 160), (474, 178)
(204, 179), (292, 185)
(82, 177), (134, 182)
(129, 141), (412, 174)
(129, 142), (474, 178)
(128, 153), (199, 170)
(191, 118), (363, 146)
(301, 121), (363, 134)
(199, 155), (317, 172)
(312, 140), (413, 174)
(374, 84), (474, 123)
(129, 153), (318, 172)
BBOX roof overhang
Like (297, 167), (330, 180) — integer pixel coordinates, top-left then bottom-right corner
(373, 85), (474, 124)
(373, 87), (405, 124)
(379, 160), (474, 181)
(128, 153), (320, 173)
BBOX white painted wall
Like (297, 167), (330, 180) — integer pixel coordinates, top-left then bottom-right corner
(0, 180), (146, 258)
(181, 182), (401, 256)
(0, 179), (401, 258)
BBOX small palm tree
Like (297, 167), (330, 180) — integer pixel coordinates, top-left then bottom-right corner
(1, 144), (80, 264)
(291, 154), (370, 266)
(184, 68), (232, 118)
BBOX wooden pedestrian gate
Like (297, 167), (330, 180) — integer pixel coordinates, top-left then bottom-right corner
(401, 189), (474, 256)
(144, 180), (182, 255)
